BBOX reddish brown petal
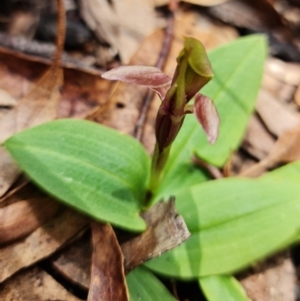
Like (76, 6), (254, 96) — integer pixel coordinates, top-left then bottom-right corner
(102, 66), (171, 89)
(194, 93), (220, 144)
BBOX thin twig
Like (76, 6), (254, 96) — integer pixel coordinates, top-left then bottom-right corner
(55, 0), (66, 66)
(134, 13), (174, 140)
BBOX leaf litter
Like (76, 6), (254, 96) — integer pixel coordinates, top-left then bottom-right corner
(1, 1), (299, 300)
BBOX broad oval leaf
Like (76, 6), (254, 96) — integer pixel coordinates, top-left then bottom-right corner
(153, 35), (266, 203)
(199, 275), (250, 301)
(127, 266), (176, 301)
(145, 163), (300, 277)
(4, 119), (150, 231)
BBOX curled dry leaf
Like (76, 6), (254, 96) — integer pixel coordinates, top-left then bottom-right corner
(194, 93), (219, 144)
(241, 127), (300, 178)
(0, 197), (60, 245)
(122, 197), (190, 272)
(88, 222), (129, 301)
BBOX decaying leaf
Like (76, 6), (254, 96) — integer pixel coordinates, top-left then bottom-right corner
(0, 197), (60, 245)
(0, 88), (16, 106)
(51, 234), (92, 289)
(123, 198), (190, 272)
(256, 90), (300, 137)
(0, 147), (21, 198)
(88, 222), (129, 301)
(152, 0), (230, 7)
(50, 198), (190, 290)
(242, 115), (275, 160)
(241, 126), (300, 177)
(0, 266), (82, 301)
(240, 256), (297, 301)
(0, 208), (88, 283)
(79, 0), (159, 63)
(0, 0), (65, 197)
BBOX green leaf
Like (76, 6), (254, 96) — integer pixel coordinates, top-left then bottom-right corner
(199, 275), (250, 301)
(127, 266), (176, 301)
(4, 119), (149, 231)
(153, 35), (266, 202)
(145, 163), (300, 277)
(198, 35), (266, 166)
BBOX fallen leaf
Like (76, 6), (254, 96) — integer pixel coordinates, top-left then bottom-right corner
(240, 256), (297, 301)
(0, 3), (64, 197)
(0, 266), (82, 301)
(185, 0), (230, 6)
(265, 57), (300, 86)
(0, 147), (21, 198)
(51, 234), (92, 290)
(0, 197), (60, 245)
(204, 0), (300, 61)
(122, 198), (190, 273)
(88, 222), (129, 301)
(256, 89), (300, 137)
(50, 198), (190, 290)
(79, 0), (159, 63)
(242, 114), (275, 160)
(241, 127), (300, 177)
(152, 0), (230, 7)
(0, 88), (16, 106)
(0, 208), (88, 283)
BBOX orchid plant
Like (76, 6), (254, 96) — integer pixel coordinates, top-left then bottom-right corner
(7, 35), (291, 301)
(102, 37), (219, 205)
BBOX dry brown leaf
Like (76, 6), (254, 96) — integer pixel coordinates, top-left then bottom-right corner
(0, 266), (81, 301)
(0, 5), (64, 197)
(88, 222), (129, 301)
(0, 147), (21, 198)
(152, 0), (230, 7)
(79, 0), (159, 63)
(0, 198), (60, 245)
(0, 64), (62, 143)
(51, 199), (190, 290)
(0, 64), (63, 196)
(0, 208), (88, 283)
(205, 0), (293, 44)
(265, 57), (300, 86)
(0, 88), (16, 106)
(185, 0), (230, 6)
(256, 90), (300, 137)
(242, 115), (276, 160)
(51, 234), (92, 289)
(241, 126), (300, 177)
(123, 198), (190, 272)
(240, 257), (297, 301)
